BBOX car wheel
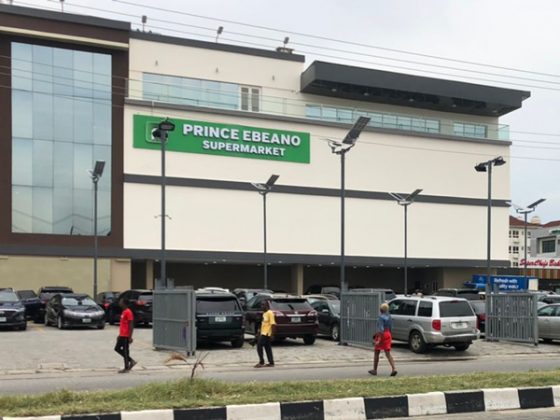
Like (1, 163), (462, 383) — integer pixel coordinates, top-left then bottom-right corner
(97, 323), (105, 330)
(20, 323), (27, 331)
(330, 324), (340, 341)
(231, 337), (244, 348)
(57, 316), (64, 330)
(303, 335), (316, 345)
(409, 330), (427, 353)
(454, 343), (470, 352)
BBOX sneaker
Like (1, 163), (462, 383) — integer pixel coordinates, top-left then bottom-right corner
(118, 369), (129, 374)
(390, 371), (398, 377)
(368, 370), (377, 376)
(129, 360), (137, 371)
(254, 363), (265, 368)
(265, 363), (275, 367)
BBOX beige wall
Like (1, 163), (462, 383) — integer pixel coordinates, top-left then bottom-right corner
(0, 256), (131, 294)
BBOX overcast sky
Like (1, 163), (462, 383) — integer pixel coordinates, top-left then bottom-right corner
(19, 0), (560, 222)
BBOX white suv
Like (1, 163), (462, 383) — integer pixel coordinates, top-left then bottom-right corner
(388, 296), (479, 353)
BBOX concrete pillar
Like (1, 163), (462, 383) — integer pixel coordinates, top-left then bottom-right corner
(291, 263), (304, 295)
(146, 260), (155, 289)
(110, 259), (131, 291)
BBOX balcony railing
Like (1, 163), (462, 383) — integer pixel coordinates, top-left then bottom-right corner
(128, 75), (510, 142)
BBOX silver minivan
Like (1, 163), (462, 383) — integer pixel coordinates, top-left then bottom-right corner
(388, 296), (479, 353)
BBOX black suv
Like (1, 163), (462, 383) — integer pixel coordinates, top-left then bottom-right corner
(196, 291), (245, 348)
(107, 289), (153, 326)
(38, 286), (74, 321)
(16, 290), (42, 322)
(0, 289), (27, 330)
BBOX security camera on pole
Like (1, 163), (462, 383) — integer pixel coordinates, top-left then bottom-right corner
(328, 116), (370, 293)
(152, 118), (176, 289)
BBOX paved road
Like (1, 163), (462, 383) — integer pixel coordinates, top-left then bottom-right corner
(2, 354), (560, 395)
(400, 407), (560, 419)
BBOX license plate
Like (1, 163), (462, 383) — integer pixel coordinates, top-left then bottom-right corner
(0, 317), (5, 322)
(452, 322), (467, 329)
(214, 316), (227, 322)
(291, 317), (301, 323)
(82, 318), (92, 324)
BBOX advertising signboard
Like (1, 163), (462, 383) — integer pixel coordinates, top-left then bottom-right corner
(469, 274), (539, 291)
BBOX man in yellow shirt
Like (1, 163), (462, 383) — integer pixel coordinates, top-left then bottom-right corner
(255, 300), (276, 368)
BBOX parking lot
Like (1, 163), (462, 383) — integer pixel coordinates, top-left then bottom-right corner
(2, 322), (560, 375)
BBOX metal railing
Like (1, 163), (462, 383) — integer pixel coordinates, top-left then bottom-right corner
(485, 289), (538, 345)
(153, 288), (197, 355)
(340, 291), (384, 348)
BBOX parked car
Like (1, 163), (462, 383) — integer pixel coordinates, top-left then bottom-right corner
(95, 291), (120, 317)
(305, 285), (340, 298)
(537, 295), (560, 309)
(350, 288), (397, 301)
(16, 290), (42, 322)
(196, 290), (245, 348)
(44, 293), (105, 330)
(304, 294), (339, 304)
(245, 293), (318, 345)
(233, 288), (273, 306)
(434, 288), (480, 300)
(37, 286), (74, 319)
(388, 296), (479, 353)
(107, 289), (153, 326)
(0, 289), (27, 330)
(537, 304), (560, 343)
(310, 299), (340, 341)
(197, 287), (230, 293)
(468, 300), (486, 333)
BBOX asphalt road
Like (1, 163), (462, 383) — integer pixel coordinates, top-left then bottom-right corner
(1, 354), (560, 395)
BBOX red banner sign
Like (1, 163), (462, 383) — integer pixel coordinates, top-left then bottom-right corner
(520, 258), (560, 269)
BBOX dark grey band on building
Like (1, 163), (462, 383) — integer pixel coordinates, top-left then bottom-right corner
(124, 174), (510, 208)
(0, 244), (511, 268)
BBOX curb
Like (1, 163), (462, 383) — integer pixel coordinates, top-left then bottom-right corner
(2, 385), (560, 419)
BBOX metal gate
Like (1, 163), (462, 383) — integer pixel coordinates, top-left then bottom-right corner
(153, 289), (197, 355)
(485, 291), (538, 345)
(340, 291), (384, 348)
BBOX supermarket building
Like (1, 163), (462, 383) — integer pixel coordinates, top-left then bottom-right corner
(0, 5), (530, 294)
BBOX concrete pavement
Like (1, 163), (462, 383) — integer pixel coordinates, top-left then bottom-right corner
(401, 406), (560, 419)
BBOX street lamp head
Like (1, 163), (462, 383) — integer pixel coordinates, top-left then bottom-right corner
(493, 156), (506, 166)
(158, 118), (176, 132)
(342, 116), (371, 145)
(266, 174), (279, 187)
(528, 198), (546, 209)
(388, 192), (404, 203)
(406, 188), (423, 202)
(251, 182), (267, 192)
(474, 162), (487, 172)
(90, 160), (105, 180)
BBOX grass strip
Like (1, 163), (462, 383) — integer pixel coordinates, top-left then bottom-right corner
(1, 370), (559, 417)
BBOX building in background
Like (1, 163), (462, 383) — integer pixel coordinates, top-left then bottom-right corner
(508, 215), (542, 267)
(524, 220), (560, 287)
(0, 4), (530, 295)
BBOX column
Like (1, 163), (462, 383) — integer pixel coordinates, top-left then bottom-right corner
(291, 263), (304, 295)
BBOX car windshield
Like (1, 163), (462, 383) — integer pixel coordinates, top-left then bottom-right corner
(271, 300), (311, 311)
(0, 291), (19, 302)
(62, 297), (96, 307)
(18, 290), (37, 299)
(439, 301), (475, 317)
(330, 301), (340, 314)
(139, 293), (153, 302)
(197, 298), (240, 313)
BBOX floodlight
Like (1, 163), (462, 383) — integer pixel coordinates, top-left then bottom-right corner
(474, 163), (487, 172)
(493, 156), (506, 166)
(158, 118), (175, 132)
(342, 116), (371, 145)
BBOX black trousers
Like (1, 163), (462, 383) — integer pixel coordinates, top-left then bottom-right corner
(257, 335), (274, 365)
(115, 336), (132, 369)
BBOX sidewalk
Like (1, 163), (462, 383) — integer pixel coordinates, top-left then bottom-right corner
(1, 323), (558, 375)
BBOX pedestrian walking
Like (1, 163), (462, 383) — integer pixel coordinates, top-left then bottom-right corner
(369, 303), (397, 376)
(114, 298), (137, 373)
(254, 300), (276, 368)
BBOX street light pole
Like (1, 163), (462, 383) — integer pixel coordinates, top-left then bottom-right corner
(510, 199), (546, 280)
(389, 189), (422, 294)
(251, 175), (279, 290)
(328, 116), (370, 293)
(152, 119), (176, 289)
(475, 156), (506, 285)
(89, 160), (105, 299)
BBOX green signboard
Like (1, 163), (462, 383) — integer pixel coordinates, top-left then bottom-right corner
(133, 115), (310, 163)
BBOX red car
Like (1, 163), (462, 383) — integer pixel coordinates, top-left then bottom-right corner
(244, 294), (318, 345)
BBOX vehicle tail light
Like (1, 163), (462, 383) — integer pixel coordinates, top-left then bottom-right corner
(103, 303), (110, 309)
(479, 314), (486, 321)
(137, 300), (146, 306)
(308, 310), (318, 320)
(432, 319), (441, 331)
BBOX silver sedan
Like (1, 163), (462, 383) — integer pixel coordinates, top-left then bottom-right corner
(538, 304), (560, 343)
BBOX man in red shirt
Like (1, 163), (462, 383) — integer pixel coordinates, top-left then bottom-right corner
(114, 298), (137, 373)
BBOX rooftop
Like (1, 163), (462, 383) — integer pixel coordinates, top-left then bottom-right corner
(509, 215), (542, 228)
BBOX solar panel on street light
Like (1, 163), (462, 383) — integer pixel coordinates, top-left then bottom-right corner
(406, 188), (423, 202)
(528, 198), (546, 208)
(266, 175), (280, 187)
(342, 116), (371, 145)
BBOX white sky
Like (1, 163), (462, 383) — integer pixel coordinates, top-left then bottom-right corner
(15, 0), (560, 222)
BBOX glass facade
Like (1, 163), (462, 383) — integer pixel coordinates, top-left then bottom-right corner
(11, 42), (112, 235)
(453, 122), (487, 139)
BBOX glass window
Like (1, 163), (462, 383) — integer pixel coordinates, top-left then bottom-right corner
(542, 239), (556, 253)
(454, 122), (487, 139)
(439, 301), (474, 317)
(306, 105), (321, 119)
(11, 42), (112, 235)
(389, 299), (417, 315)
(418, 301), (433, 317)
